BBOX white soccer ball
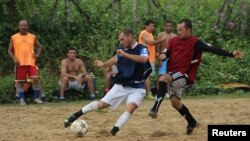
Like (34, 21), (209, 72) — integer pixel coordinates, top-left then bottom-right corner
(70, 119), (88, 136)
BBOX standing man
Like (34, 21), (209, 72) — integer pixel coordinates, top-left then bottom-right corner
(156, 20), (177, 89)
(148, 19), (244, 135)
(64, 28), (151, 136)
(8, 20), (43, 106)
(139, 19), (164, 98)
(59, 48), (96, 101)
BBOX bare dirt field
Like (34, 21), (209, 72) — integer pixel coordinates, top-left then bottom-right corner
(0, 97), (250, 141)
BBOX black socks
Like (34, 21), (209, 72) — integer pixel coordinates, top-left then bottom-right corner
(151, 81), (167, 112)
(178, 104), (196, 126)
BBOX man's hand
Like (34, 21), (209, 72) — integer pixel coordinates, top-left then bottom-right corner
(95, 60), (104, 67)
(13, 57), (19, 65)
(233, 50), (244, 59)
(159, 54), (167, 61)
(117, 49), (127, 57)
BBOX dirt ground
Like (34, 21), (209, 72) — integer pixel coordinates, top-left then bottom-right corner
(0, 97), (250, 141)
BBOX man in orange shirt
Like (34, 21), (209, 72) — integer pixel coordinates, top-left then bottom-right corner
(139, 20), (165, 98)
(8, 20), (43, 106)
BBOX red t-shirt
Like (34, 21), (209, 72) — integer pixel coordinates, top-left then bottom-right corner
(167, 36), (201, 84)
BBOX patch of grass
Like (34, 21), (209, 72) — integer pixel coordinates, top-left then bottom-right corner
(183, 92), (250, 99)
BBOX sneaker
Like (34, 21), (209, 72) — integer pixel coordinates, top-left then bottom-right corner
(41, 96), (48, 103)
(34, 98), (43, 104)
(110, 126), (119, 136)
(186, 122), (199, 135)
(89, 94), (96, 100)
(20, 99), (26, 106)
(145, 93), (155, 99)
(14, 96), (20, 103)
(148, 110), (158, 119)
(64, 119), (72, 128)
(59, 97), (65, 102)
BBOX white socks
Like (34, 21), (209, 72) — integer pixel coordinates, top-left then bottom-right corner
(115, 111), (132, 129)
(81, 101), (99, 114)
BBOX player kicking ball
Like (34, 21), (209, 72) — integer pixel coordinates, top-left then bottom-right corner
(64, 28), (151, 136)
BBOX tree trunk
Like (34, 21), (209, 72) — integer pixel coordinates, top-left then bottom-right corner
(48, 0), (59, 25)
(70, 0), (90, 20)
(239, 0), (249, 36)
(65, 0), (71, 31)
(131, 0), (137, 31)
(118, 0), (122, 19)
(190, 0), (194, 17)
(147, 0), (151, 16)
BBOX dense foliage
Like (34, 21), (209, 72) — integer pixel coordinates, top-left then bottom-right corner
(0, 0), (249, 103)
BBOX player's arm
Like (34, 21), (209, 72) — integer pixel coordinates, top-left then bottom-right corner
(60, 60), (77, 79)
(117, 48), (148, 63)
(34, 37), (42, 58)
(195, 40), (244, 58)
(79, 60), (88, 77)
(156, 33), (163, 53)
(8, 38), (18, 65)
(95, 56), (117, 68)
(141, 32), (162, 45)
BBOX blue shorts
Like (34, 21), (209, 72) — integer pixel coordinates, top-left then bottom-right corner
(158, 60), (167, 75)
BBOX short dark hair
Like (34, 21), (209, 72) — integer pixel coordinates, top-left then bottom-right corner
(165, 20), (173, 25)
(179, 19), (192, 30)
(68, 47), (77, 52)
(121, 28), (134, 37)
(145, 19), (154, 26)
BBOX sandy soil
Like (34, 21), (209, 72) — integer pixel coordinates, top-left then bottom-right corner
(0, 98), (250, 141)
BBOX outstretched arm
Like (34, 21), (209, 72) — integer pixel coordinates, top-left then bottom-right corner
(95, 56), (117, 68)
(195, 40), (244, 58)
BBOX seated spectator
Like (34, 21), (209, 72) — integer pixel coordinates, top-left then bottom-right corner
(59, 48), (96, 101)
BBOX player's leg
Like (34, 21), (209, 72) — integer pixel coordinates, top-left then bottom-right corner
(169, 75), (198, 135)
(80, 74), (96, 100)
(16, 66), (28, 106)
(145, 62), (155, 99)
(29, 66), (43, 104)
(59, 77), (69, 101)
(64, 84), (123, 128)
(111, 88), (145, 135)
(149, 73), (171, 118)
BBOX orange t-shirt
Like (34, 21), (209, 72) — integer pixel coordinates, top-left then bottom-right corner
(11, 33), (36, 66)
(139, 30), (156, 62)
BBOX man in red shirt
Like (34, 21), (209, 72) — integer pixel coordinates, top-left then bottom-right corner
(148, 19), (244, 135)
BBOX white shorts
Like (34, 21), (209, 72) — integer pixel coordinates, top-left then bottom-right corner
(101, 84), (146, 110)
(59, 80), (85, 91)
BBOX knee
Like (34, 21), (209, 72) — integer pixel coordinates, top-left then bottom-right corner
(158, 74), (172, 84)
(170, 97), (181, 109)
(97, 101), (109, 109)
(61, 77), (69, 83)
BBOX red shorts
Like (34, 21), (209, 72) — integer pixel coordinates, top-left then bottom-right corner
(15, 66), (38, 81)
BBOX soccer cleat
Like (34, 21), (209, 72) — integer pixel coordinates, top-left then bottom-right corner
(186, 122), (199, 135)
(110, 126), (119, 136)
(20, 99), (26, 106)
(64, 119), (72, 128)
(34, 98), (43, 104)
(148, 110), (158, 119)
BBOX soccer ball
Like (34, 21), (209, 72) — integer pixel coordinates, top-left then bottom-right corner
(70, 120), (88, 136)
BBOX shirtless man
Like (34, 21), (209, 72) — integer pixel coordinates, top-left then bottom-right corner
(59, 48), (96, 101)
(156, 20), (177, 89)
